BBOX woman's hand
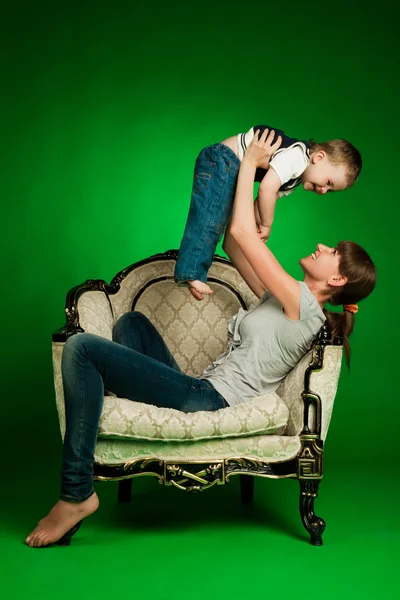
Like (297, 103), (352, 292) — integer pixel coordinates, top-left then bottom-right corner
(244, 128), (282, 169)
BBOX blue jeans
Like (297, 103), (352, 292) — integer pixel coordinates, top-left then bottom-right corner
(60, 311), (227, 503)
(174, 143), (241, 283)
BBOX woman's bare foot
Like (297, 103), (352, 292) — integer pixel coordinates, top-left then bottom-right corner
(25, 491), (99, 548)
(188, 280), (213, 301)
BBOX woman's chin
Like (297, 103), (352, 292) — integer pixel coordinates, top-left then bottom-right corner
(299, 257), (308, 270)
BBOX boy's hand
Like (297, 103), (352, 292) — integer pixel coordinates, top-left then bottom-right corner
(257, 223), (271, 243)
(254, 199), (271, 241)
(254, 198), (262, 226)
(245, 128), (282, 169)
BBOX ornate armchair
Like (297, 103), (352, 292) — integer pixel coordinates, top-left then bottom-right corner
(52, 250), (343, 545)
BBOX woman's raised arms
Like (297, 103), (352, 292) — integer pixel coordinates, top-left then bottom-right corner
(229, 129), (301, 320)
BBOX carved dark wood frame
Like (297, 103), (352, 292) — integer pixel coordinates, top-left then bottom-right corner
(53, 250), (343, 545)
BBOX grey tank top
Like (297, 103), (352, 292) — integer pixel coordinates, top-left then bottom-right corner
(200, 281), (326, 407)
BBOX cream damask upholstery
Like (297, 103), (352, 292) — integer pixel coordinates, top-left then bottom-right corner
(98, 393), (288, 442)
(93, 435), (302, 464)
(52, 253), (342, 472)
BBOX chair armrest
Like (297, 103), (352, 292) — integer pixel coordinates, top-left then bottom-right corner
(58, 281), (115, 340)
(278, 342), (342, 441)
(52, 281), (116, 438)
(52, 340), (67, 439)
(301, 344), (343, 440)
(52, 325), (71, 343)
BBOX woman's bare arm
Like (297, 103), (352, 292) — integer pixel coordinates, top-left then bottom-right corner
(222, 226), (267, 299)
(229, 130), (301, 319)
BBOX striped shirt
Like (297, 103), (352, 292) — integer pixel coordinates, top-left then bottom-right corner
(237, 125), (310, 197)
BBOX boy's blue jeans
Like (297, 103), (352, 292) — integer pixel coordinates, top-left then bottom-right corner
(174, 143), (241, 283)
(60, 311), (227, 503)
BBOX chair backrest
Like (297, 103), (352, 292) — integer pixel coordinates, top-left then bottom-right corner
(107, 253), (257, 376)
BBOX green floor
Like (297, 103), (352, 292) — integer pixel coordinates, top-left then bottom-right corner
(2, 461), (397, 598)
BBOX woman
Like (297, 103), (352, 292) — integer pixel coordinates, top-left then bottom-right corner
(25, 130), (376, 548)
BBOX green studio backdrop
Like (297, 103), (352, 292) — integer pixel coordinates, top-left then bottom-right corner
(1, 0), (397, 473)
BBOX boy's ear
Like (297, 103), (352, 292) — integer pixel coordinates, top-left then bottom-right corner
(313, 150), (326, 163)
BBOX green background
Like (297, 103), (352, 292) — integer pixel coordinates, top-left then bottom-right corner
(1, 0), (397, 597)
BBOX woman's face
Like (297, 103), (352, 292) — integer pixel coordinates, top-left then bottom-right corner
(300, 243), (343, 284)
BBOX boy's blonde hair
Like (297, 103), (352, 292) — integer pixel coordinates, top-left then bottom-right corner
(309, 139), (362, 187)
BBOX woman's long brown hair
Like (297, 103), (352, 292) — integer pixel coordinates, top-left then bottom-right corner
(323, 241), (376, 368)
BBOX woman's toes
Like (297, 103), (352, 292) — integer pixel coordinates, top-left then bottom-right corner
(25, 530), (36, 545)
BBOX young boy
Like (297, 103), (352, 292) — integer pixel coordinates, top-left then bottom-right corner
(174, 124), (362, 300)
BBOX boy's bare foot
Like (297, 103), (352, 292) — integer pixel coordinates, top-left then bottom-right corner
(25, 492), (99, 548)
(188, 280), (213, 301)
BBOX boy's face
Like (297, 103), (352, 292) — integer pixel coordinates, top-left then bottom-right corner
(301, 151), (348, 194)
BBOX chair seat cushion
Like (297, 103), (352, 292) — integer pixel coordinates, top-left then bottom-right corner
(98, 393), (289, 442)
(94, 434), (301, 464)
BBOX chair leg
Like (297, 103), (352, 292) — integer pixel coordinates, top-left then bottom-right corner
(240, 475), (254, 504)
(299, 479), (326, 546)
(118, 479), (132, 503)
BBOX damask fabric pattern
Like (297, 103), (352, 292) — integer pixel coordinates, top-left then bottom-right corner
(77, 291), (114, 340)
(109, 260), (258, 377)
(93, 434), (302, 464)
(53, 342), (66, 438)
(109, 259), (259, 327)
(53, 338), (340, 445)
(134, 281), (241, 376)
(53, 255), (341, 454)
(74, 260), (257, 377)
(98, 393), (288, 442)
(53, 342), (288, 442)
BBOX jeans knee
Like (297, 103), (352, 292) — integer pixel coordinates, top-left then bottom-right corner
(116, 311), (146, 327)
(63, 333), (92, 362)
(113, 311), (147, 339)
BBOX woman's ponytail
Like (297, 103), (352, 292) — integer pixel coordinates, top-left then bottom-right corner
(323, 308), (355, 369)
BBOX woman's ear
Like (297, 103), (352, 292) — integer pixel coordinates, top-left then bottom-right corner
(328, 274), (348, 287)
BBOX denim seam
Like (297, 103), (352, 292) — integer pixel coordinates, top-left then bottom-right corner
(92, 343), (199, 411)
(60, 488), (95, 503)
(86, 338), (195, 392)
(175, 144), (240, 283)
(71, 346), (90, 500)
(189, 163), (230, 277)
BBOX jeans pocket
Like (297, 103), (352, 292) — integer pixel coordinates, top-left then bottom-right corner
(193, 159), (215, 192)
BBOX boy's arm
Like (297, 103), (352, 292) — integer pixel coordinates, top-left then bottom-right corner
(222, 223), (267, 299)
(256, 168), (282, 238)
(254, 197), (262, 228)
